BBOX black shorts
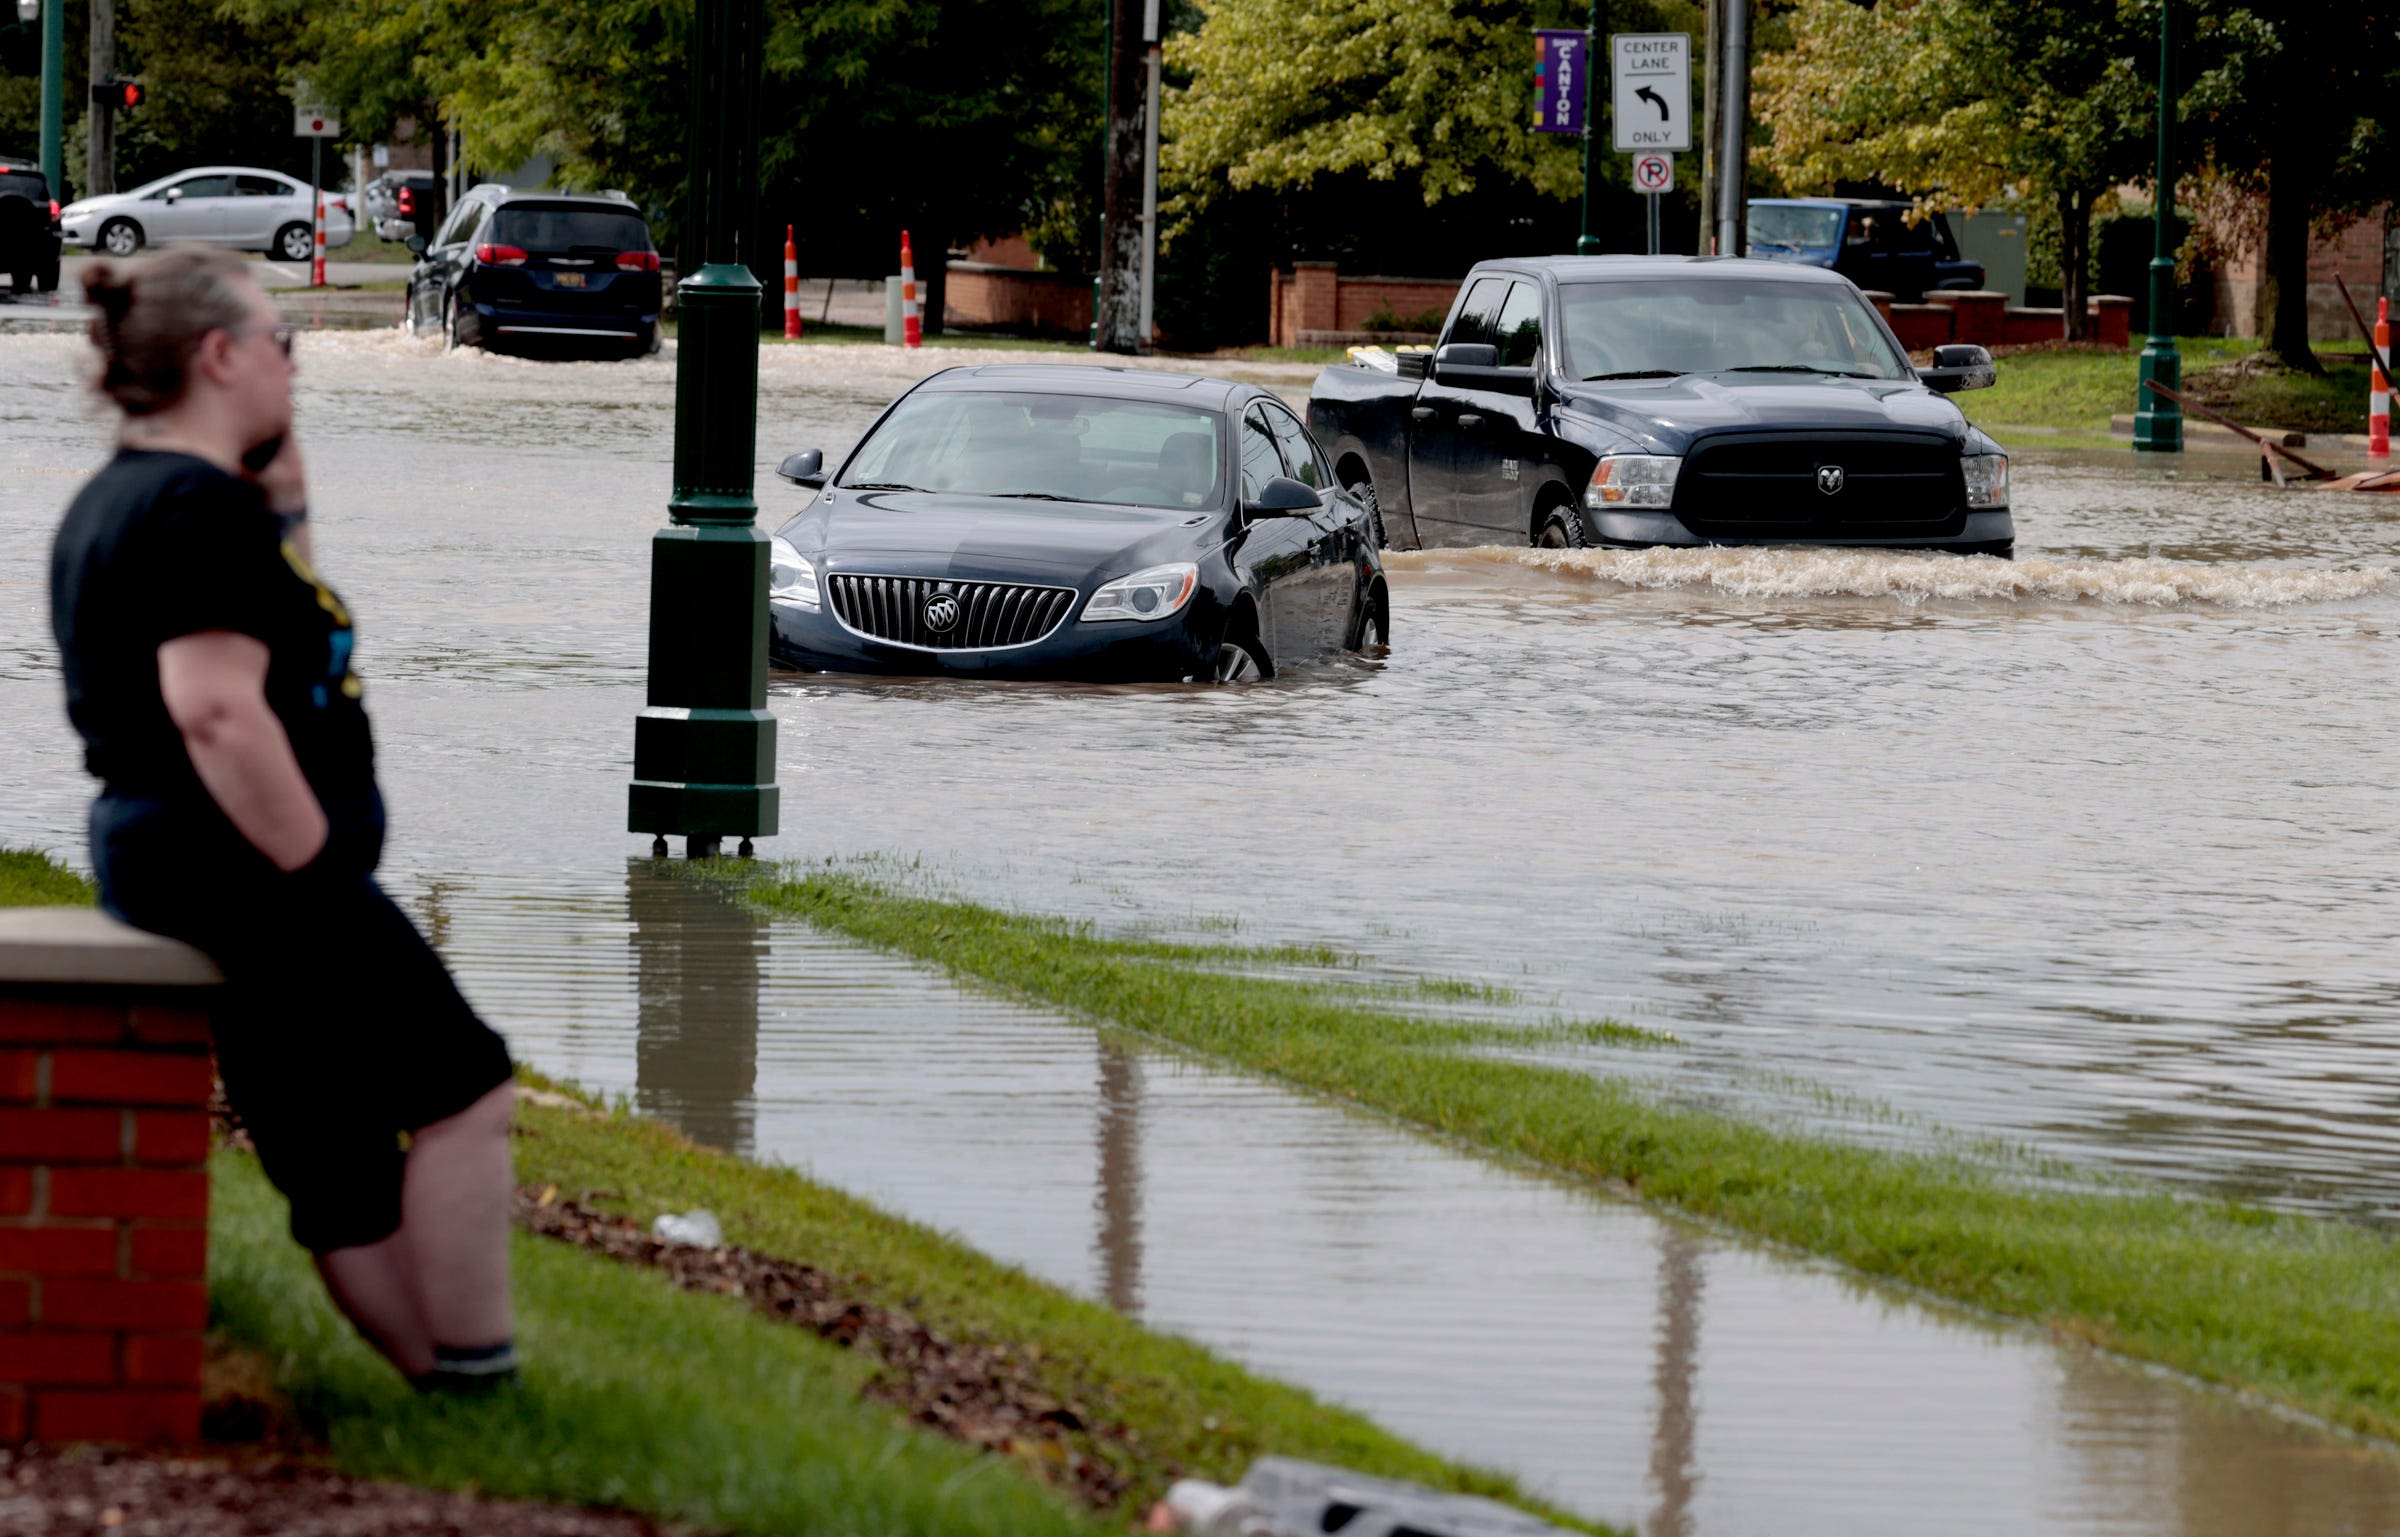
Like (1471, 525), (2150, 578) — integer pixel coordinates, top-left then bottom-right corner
(90, 791), (515, 1254)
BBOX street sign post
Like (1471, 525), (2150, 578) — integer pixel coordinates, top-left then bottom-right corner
(1632, 151), (1674, 256)
(293, 99), (337, 290)
(1611, 33), (1690, 153)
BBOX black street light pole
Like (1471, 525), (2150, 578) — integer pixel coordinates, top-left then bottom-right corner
(627, 0), (779, 859)
(2133, 0), (2183, 452)
(1578, 0), (1602, 255)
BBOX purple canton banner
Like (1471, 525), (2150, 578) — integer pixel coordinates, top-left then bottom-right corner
(1533, 29), (1589, 135)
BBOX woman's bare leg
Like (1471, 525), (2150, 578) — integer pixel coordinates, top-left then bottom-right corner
(398, 1082), (517, 1352)
(316, 1234), (436, 1378)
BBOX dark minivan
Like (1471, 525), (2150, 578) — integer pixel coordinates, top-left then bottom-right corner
(404, 185), (663, 357)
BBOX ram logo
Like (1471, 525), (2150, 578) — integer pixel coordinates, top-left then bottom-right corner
(1816, 464), (1847, 496)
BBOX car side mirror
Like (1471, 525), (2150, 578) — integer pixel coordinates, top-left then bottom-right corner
(1433, 342), (1536, 396)
(1243, 475), (1320, 517)
(1920, 343), (1996, 393)
(776, 448), (828, 488)
(404, 233), (428, 256)
(162, 188), (183, 203)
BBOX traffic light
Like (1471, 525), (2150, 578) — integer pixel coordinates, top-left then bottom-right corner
(89, 77), (142, 110)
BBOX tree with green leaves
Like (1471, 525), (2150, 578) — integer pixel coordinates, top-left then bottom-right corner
(1756, 0), (2156, 340)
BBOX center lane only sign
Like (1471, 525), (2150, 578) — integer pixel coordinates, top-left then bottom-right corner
(1611, 33), (1690, 153)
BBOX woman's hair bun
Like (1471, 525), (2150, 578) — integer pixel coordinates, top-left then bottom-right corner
(81, 246), (256, 417)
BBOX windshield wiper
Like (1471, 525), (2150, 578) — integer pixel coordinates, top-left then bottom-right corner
(986, 491), (1087, 503)
(1721, 364), (1878, 379)
(840, 480), (926, 493)
(1581, 369), (1684, 381)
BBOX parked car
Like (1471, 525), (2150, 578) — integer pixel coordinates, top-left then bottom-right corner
(1746, 198), (1984, 299)
(766, 364), (1389, 682)
(0, 157), (63, 294)
(58, 166), (355, 260)
(361, 170), (440, 243)
(1307, 256), (2012, 557)
(403, 184), (663, 357)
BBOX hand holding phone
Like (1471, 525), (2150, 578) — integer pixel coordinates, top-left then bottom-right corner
(240, 432), (308, 516)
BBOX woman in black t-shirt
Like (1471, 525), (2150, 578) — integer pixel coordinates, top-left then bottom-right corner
(50, 246), (519, 1393)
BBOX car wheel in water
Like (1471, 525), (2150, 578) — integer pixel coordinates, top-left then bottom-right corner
(35, 260), (58, 293)
(443, 295), (467, 353)
(273, 222), (314, 263)
(1213, 628), (1269, 684)
(1536, 505), (1587, 549)
(7, 269), (29, 296)
(97, 219), (140, 257)
(1345, 477), (1388, 549)
(1347, 585), (1389, 650)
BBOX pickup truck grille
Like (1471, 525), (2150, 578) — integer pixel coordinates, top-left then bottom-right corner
(1674, 433), (1965, 539)
(827, 573), (1079, 652)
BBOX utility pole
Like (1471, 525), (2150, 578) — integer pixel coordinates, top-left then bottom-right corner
(85, 0), (114, 197)
(1096, 0), (1145, 353)
(1576, 0), (1601, 254)
(1711, 0), (1748, 261)
(38, 0), (64, 195)
(626, 0), (779, 859)
(1137, 0), (1162, 345)
(1699, 0), (1719, 254)
(2133, 0), (2183, 451)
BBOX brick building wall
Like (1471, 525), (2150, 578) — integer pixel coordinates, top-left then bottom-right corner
(1268, 264), (1462, 347)
(0, 910), (218, 1446)
(2212, 207), (2397, 341)
(943, 262), (1094, 338)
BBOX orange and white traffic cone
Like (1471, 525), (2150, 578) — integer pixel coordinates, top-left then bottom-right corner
(783, 224), (802, 340)
(900, 230), (921, 349)
(312, 196), (326, 289)
(2371, 296), (2390, 459)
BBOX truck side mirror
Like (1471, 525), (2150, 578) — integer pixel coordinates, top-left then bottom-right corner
(776, 448), (828, 488)
(1433, 342), (1535, 396)
(1919, 343), (1996, 393)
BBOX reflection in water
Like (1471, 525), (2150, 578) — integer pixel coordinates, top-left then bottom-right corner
(627, 865), (761, 1156)
(1645, 1228), (1704, 1537)
(1095, 1034), (1146, 1316)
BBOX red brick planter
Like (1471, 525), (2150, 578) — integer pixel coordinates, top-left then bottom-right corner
(0, 910), (219, 1445)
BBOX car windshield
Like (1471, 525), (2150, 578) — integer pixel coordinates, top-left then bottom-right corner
(1557, 278), (1907, 381)
(488, 205), (650, 254)
(1747, 204), (1845, 252)
(840, 391), (1226, 510)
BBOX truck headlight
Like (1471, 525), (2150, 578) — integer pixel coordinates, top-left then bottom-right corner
(1585, 454), (1681, 510)
(1082, 562), (1198, 623)
(768, 537), (819, 610)
(1962, 452), (2009, 510)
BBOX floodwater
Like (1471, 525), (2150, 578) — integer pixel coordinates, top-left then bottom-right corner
(3, 331), (2399, 1533)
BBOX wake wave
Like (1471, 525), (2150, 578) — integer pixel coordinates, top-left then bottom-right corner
(1393, 546), (2394, 609)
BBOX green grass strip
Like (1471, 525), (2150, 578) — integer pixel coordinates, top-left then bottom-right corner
(0, 847), (95, 907)
(747, 868), (2400, 1447)
(509, 1084), (1598, 1530)
(208, 1151), (1104, 1536)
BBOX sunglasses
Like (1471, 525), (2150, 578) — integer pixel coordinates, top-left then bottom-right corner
(227, 323), (297, 358)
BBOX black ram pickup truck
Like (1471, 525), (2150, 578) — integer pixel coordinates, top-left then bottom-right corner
(0, 158), (64, 296)
(1306, 256), (2013, 555)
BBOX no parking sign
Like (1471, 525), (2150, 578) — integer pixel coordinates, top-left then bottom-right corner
(1633, 153), (1675, 194)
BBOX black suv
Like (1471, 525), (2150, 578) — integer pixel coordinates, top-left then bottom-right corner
(0, 159), (64, 296)
(403, 184), (663, 357)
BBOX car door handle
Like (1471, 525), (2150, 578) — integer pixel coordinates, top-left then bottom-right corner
(1410, 407), (1435, 423)
(1457, 413), (1486, 430)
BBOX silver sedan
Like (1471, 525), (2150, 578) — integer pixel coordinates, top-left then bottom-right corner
(59, 166), (357, 261)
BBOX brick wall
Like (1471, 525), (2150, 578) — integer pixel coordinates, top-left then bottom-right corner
(1870, 291), (2132, 351)
(1269, 263), (1462, 347)
(942, 262), (1094, 338)
(0, 910), (219, 1446)
(2212, 205), (2395, 341)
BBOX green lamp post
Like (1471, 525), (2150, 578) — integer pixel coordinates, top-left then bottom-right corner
(1577, 0), (1602, 255)
(628, 0), (779, 859)
(37, 0), (64, 196)
(2132, 0), (2182, 452)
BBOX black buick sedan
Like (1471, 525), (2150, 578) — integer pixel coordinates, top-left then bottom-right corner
(766, 366), (1389, 682)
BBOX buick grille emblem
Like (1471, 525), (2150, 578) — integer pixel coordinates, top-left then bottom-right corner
(1816, 464), (1847, 496)
(924, 593), (961, 632)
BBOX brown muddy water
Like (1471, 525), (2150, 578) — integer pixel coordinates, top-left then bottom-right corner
(4, 332), (2399, 1533)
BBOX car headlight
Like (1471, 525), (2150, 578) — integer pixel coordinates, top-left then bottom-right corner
(1082, 562), (1198, 623)
(1961, 452), (2009, 510)
(1585, 454), (1681, 510)
(768, 537), (819, 610)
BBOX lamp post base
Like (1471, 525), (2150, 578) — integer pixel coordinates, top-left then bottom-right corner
(2134, 335), (2183, 452)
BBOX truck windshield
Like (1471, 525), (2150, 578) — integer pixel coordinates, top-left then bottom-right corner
(1557, 278), (1907, 382)
(840, 391), (1226, 510)
(1747, 204), (1845, 252)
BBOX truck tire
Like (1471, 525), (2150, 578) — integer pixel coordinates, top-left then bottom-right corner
(1343, 474), (1388, 549)
(1536, 504), (1588, 549)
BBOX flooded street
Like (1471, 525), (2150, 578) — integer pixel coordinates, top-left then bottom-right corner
(5, 330), (2399, 1532)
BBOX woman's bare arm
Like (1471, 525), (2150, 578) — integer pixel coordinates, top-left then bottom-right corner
(158, 632), (328, 872)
